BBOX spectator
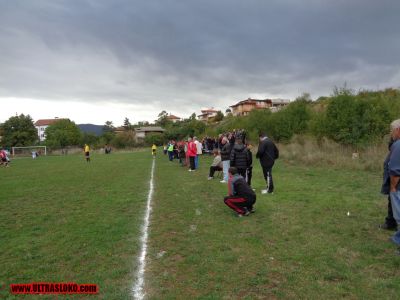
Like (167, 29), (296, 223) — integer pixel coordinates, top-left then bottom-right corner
(194, 136), (203, 169)
(230, 139), (251, 178)
(208, 149), (223, 180)
(380, 138), (398, 230)
(388, 119), (400, 253)
(223, 167), (256, 217)
(246, 144), (253, 187)
(167, 141), (174, 161)
(220, 137), (232, 183)
(187, 137), (197, 171)
(256, 133), (279, 194)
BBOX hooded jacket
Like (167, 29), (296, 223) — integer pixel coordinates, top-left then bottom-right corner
(256, 137), (279, 168)
(230, 143), (250, 170)
(228, 174), (256, 202)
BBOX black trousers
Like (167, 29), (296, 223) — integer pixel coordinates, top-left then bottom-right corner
(386, 195), (398, 227)
(246, 167), (253, 186)
(261, 165), (274, 192)
(237, 168), (246, 178)
(209, 166), (222, 177)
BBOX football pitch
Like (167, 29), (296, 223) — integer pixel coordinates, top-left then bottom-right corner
(1, 151), (399, 299)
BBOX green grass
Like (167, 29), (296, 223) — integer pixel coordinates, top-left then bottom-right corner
(1, 151), (400, 299)
(0, 152), (152, 299)
(146, 154), (400, 299)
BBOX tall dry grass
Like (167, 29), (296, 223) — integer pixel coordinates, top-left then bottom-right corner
(277, 135), (389, 172)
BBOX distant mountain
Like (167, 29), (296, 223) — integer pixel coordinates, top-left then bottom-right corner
(78, 124), (103, 136)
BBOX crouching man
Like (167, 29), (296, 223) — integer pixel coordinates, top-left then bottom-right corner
(224, 167), (256, 217)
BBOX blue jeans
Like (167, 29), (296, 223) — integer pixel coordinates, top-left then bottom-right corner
(222, 160), (230, 181)
(195, 155), (199, 169)
(390, 191), (400, 245)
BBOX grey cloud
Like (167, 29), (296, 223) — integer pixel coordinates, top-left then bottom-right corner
(0, 0), (399, 114)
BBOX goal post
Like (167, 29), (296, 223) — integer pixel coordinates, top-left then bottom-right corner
(12, 146), (47, 157)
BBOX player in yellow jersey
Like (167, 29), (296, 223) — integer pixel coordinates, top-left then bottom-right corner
(84, 144), (90, 162)
(151, 144), (157, 158)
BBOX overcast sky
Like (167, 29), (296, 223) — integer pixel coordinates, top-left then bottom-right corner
(1, 0), (399, 125)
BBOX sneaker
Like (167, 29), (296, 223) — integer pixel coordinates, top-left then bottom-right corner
(207, 177), (213, 180)
(220, 180), (227, 183)
(249, 208), (255, 213)
(379, 223), (398, 231)
(261, 189), (273, 194)
(188, 169), (192, 172)
(237, 213), (243, 218)
(243, 209), (250, 216)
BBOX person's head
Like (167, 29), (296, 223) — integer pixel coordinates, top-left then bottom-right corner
(213, 149), (219, 156)
(390, 119), (400, 140)
(259, 132), (266, 140)
(221, 137), (228, 144)
(194, 136), (198, 141)
(228, 167), (238, 176)
(188, 137), (192, 142)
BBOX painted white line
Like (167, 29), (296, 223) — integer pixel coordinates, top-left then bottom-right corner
(132, 158), (155, 299)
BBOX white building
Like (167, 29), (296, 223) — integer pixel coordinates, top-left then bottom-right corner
(34, 118), (65, 142)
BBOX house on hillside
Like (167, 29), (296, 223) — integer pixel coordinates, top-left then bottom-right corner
(35, 118), (67, 142)
(271, 99), (291, 112)
(134, 126), (165, 142)
(166, 114), (182, 123)
(197, 108), (218, 122)
(230, 98), (272, 116)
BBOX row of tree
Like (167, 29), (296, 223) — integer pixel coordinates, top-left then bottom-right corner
(1, 88), (399, 150)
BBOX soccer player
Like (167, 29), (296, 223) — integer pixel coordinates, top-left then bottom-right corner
(84, 144), (90, 162)
(223, 167), (256, 217)
(152, 144), (157, 158)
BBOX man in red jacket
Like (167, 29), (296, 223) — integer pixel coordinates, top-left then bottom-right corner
(187, 137), (197, 171)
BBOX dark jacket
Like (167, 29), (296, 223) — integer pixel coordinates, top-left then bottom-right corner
(220, 142), (232, 161)
(230, 143), (250, 170)
(229, 174), (256, 202)
(256, 137), (279, 168)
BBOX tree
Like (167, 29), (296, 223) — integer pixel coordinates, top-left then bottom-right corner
(0, 114), (37, 147)
(156, 111), (171, 128)
(102, 121), (116, 144)
(123, 117), (132, 130)
(45, 119), (82, 148)
(214, 111), (224, 122)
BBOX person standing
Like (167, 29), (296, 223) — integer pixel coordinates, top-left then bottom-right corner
(194, 137), (203, 169)
(220, 136), (232, 183)
(380, 138), (398, 230)
(256, 133), (279, 194)
(230, 139), (250, 178)
(187, 137), (197, 171)
(84, 144), (90, 163)
(388, 119), (400, 253)
(167, 141), (174, 161)
(151, 143), (157, 158)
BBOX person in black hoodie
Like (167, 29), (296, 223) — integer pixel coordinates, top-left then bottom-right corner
(224, 167), (256, 217)
(230, 139), (251, 178)
(256, 133), (279, 194)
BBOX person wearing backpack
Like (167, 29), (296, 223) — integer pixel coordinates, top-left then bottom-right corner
(256, 133), (279, 194)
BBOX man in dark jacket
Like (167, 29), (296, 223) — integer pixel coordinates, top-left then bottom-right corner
(380, 137), (398, 230)
(224, 167), (256, 217)
(256, 133), (279, 194)
(230, 139), (251, 178)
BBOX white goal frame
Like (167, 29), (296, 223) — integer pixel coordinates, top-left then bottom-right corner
(12, 146), (47, 156)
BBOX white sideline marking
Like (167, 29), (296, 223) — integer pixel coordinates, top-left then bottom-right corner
(132, 158), (155, 299)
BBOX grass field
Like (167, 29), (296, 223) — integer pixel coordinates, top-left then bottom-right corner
(1, 151), (400, 299)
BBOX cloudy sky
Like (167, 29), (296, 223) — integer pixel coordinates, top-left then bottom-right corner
(1, 0), (399, 125)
